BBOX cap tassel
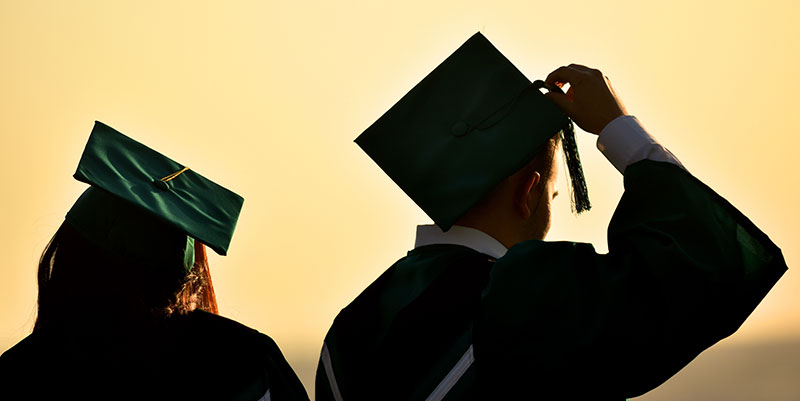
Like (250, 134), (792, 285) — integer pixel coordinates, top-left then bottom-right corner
(561, 119), (591, 213)
(532, 80), (590, 214)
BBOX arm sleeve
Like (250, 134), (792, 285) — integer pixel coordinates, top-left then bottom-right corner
(473, 160), (786, 399)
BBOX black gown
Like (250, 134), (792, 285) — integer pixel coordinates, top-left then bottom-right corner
(0, 310), (309, 401)
(316, 160), (787, 400)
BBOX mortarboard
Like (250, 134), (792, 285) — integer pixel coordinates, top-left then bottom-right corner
(355, 32), (589, 231)
(65, 121), (244, 271)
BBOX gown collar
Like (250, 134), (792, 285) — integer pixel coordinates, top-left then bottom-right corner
(414, 224), (508, 259)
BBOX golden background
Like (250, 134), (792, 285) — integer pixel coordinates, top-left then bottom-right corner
(1, 1), (798, 399)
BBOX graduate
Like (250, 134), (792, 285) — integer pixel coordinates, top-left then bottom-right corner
(0, 122), (309, 401)
(315, 33), (787, 400)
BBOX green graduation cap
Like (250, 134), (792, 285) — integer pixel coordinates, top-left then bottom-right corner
(65, 121), (244, 271)
(356, 32), (589, 231)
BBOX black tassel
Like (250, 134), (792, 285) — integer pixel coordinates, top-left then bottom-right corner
(532, 80), (590, 214)
(560, 118), (591, 214)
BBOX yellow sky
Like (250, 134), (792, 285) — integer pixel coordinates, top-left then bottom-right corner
(2, 0), (799, 396)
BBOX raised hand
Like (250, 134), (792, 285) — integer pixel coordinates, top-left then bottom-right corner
(544, 64), (628, 135)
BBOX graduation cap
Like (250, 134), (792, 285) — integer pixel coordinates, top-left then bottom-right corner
(65, 121), (244, 271)
(356, 32), (590, 231)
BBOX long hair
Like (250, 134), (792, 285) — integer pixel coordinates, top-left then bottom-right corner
(34, 222), (218, 331)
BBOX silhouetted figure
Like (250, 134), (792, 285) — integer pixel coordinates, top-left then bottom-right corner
(316, 33), (786, 400)
(1, 122), (309, 401)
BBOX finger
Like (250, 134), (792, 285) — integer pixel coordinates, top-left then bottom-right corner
(567, 63), (593, 72)
(544, 91), (576, 115)
(565, 86), (574, 101)
(545, 66), (582, 87)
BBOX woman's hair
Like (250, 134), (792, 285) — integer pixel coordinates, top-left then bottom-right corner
(34, 222), (218, 331)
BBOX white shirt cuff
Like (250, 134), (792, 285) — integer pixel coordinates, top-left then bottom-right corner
(596, 115), (684, 174)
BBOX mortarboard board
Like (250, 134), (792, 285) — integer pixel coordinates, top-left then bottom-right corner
(65, 121), (244, 271)
(355, 32), (589, 231)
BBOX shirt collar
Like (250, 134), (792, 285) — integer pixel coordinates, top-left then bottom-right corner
(413, 224), (508, 259)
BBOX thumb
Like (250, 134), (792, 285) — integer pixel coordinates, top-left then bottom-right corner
(545, 92), (575, 116)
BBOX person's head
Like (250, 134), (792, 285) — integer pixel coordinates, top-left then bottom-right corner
(32, 121), (244, 331)
(355, 33), (589, 242)
(34, 220), (218, 331)
(455, 134), (561, 247)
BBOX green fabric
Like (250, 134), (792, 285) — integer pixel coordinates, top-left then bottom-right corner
(355, 32), (569, 231)
(317, 160), (786, 400)
(183, 236), (196, 271)
(66, 121), (244, 268)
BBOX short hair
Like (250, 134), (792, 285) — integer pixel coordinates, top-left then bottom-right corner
(461, 132), (561, 218)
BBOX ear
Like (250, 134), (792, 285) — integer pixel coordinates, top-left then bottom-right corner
(515, 170), (541, 219)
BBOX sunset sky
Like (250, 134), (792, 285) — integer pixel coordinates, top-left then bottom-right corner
(1, 1), (798, 398)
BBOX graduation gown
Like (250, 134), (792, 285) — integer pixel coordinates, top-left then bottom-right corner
(316, 160), (787, 400)
(0, 310), (309, 401)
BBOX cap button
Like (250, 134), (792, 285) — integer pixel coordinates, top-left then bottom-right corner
(451, 121), (469, 137)
(152, 179), (171, 191)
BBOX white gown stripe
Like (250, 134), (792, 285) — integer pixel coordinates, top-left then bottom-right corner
(425, 344), (475, 401)
(321, 342), (345, 401)
(257, 388), (271, 401)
